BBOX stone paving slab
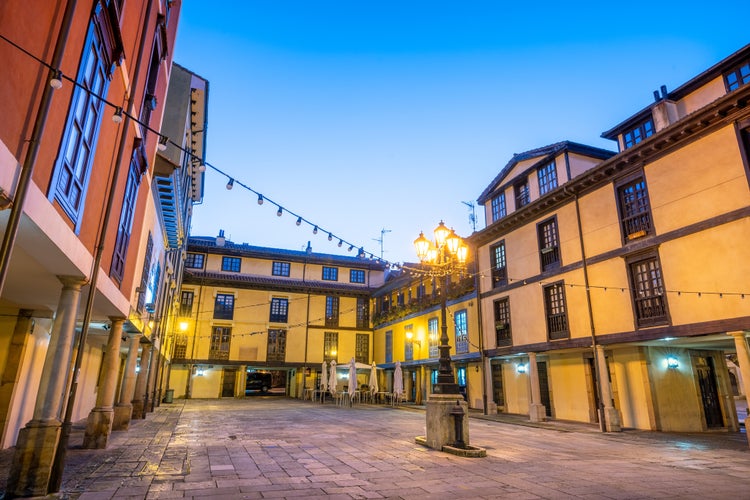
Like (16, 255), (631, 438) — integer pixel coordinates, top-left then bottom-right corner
(0, 398), (748, 499)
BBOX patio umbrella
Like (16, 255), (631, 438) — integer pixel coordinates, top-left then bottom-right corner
(320, 360), (328, 393)
(369, 361), (379, 395)
(348, 358), (358, 400)
(393, 361), (403, 397)
(329, 360), (337, 395)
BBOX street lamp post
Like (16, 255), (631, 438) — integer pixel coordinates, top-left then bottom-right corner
(414, 221), (468, 395)
(413, 221), (479, 453)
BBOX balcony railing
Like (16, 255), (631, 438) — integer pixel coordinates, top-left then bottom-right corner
(372, 277), (474, 326)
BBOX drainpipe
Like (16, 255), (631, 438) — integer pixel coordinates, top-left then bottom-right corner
(186, 271), (204, 398)
(0, 0), (78, 296)
(51, 0), (156, 491)
(473, 249), (488, 415)
(567, 185), (606, 432)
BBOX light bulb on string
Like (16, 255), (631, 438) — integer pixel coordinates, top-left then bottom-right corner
(338, 239), (343, 247)
(277, 206), (283, 217)
(296, 217), (302, 226)
(348, 245), (354, 252)
(226, 178), (234, 190)
(198, 163), (206, 172)
(49, 69), (63, 89)
(112, 107), (123, 123)
(328, 233), (333, 241)
(257, 194), (264, 205)
(312, 226), (318, 235)
(157, 135), (168, 151)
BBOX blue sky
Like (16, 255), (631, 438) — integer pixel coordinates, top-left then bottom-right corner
(173, 1), (748, 264)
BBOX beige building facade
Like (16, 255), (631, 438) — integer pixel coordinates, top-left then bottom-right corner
(472, 45), (750, 432)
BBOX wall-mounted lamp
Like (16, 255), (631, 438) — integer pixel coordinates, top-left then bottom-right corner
(516, 363), (528, 374)
(666, 356), (679, 369)
(195, 367), (205, 377)
(405, 330), (421, 347)
(226, 178), (234, 190)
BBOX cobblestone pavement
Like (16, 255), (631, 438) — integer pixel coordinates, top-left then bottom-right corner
(1, 398), (749, 499)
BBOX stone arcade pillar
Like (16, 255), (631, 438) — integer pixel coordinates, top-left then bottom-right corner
(147, 333), (161, 411)
(131, 340), (152, 419)
(82, 317), (125, 448)
(6, 277), (85, 498)
(596, 345), (622, 432)
(728, 331), (750, 447)
(113, 332), (142, 430)
(528, 352), (546, 422)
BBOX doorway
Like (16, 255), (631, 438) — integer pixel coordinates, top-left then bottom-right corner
(537, 361), (552, 417)
(222, 368), (236, 397)
(695, 356), (723, 428)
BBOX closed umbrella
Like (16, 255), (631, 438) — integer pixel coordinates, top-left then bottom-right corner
(369, 361), (379, 397)
(348, 358), (358, 403)
(393, 360), (403, 403)
(320, 361), (328, 394)
(329, 360), (337, 396)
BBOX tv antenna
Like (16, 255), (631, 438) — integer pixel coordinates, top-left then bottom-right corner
(373, 228), (391, 259)
(462, 201), (477, 233)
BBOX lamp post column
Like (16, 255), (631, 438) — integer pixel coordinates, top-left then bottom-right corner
(434, 271), (459, 394)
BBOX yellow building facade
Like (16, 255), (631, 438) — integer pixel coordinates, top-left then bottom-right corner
(371, 260), (485, 408)
(168, 234), (386, 399)
(472, 45), (750, 432)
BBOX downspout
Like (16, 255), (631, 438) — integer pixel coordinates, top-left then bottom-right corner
(0, 0), (78, 295)
(185, 271), (203, 398)
(568, 184), (606, 432)
(301, 256), (310, 398)
(473, 249), (488, 414)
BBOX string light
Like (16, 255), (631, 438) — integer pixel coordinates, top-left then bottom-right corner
(328, 232), (333, 241)
(0, 30), (383, 265)
(49, 69), (63, 89)
(276, 206), (283, 217)
(296, 217), (302, 226)
(112, 106), (123, 123)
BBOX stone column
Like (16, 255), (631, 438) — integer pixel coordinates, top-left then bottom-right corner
(113, 332), (141, 430)
(82, 317), (125, 448)
(596, 345), (622, 432)
(131, 341), (151, 419)
(728, 331), (750, 447)
(147, 333), (161, 412)
(528, 353), (546, 422)
(6, 277), (85, 498)
(0, 309), (33, 448)
(484, 356), (497, 414)
(414, 366), (423, 405)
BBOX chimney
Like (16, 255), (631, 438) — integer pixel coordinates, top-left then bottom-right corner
(216, 229), (225, 247)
